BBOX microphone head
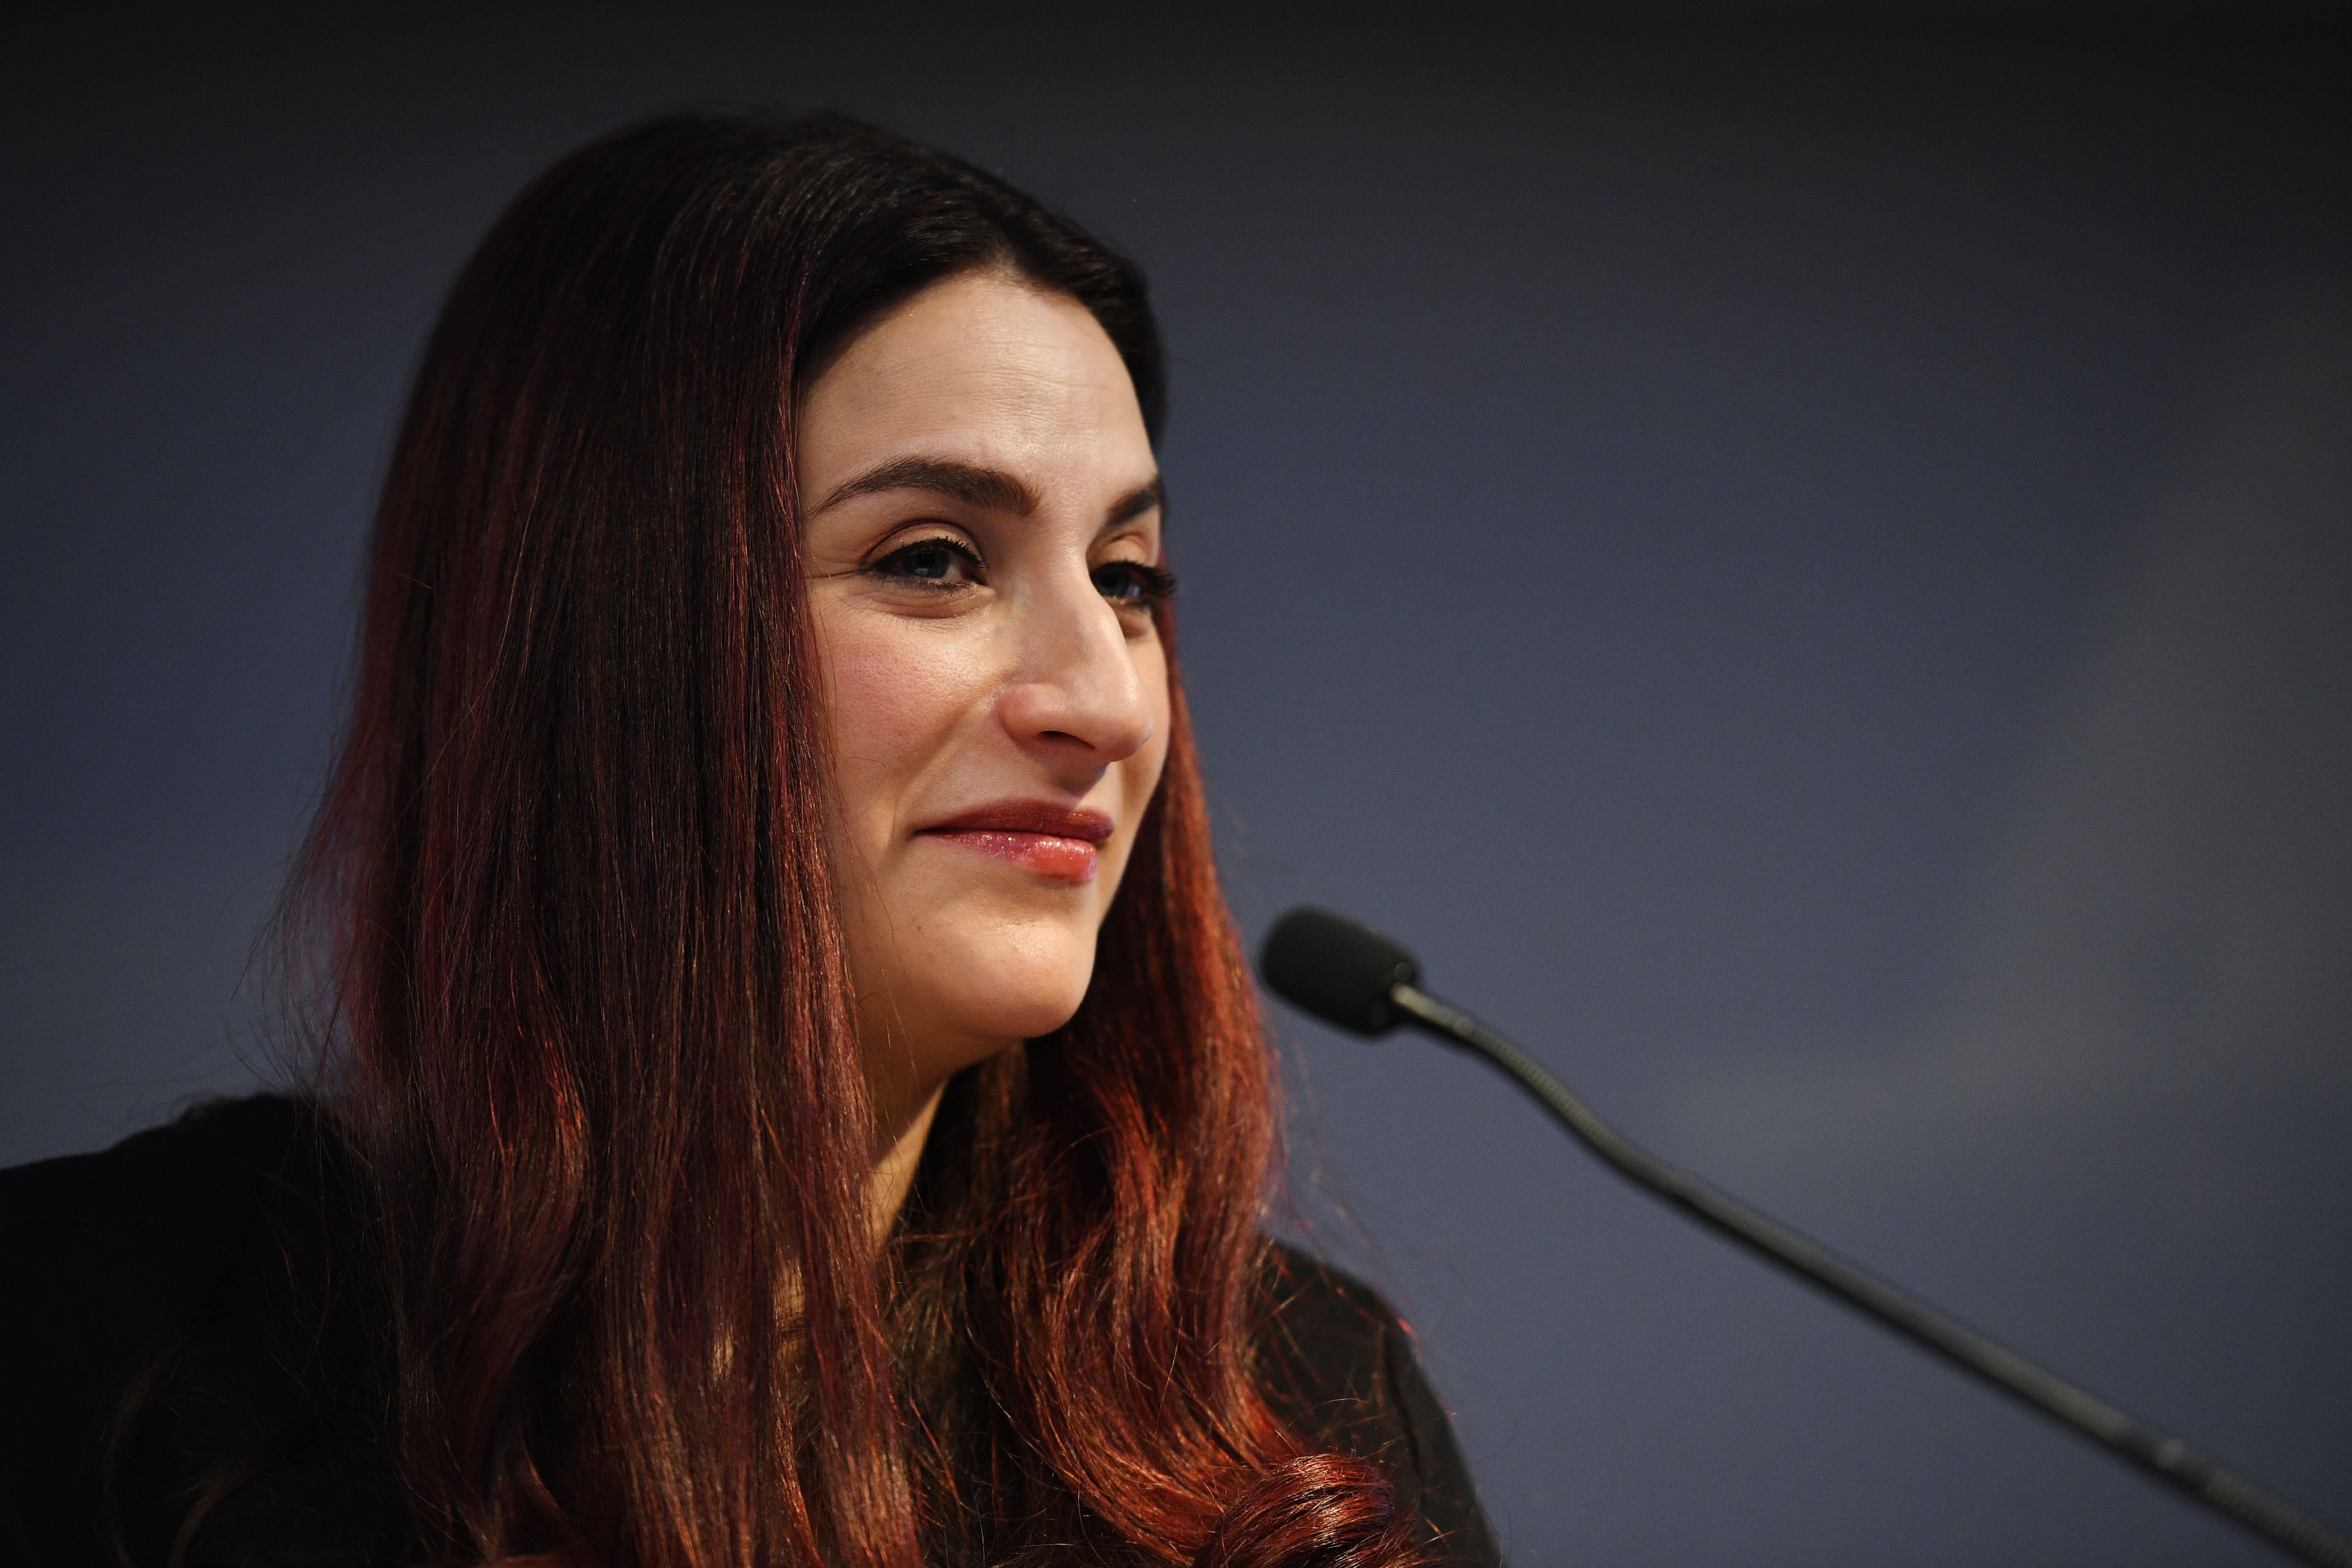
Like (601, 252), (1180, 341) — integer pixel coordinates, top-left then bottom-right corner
(1258, 906), (1421, 1036)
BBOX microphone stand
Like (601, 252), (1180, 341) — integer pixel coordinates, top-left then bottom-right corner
(1386, 980), (2352, 1568)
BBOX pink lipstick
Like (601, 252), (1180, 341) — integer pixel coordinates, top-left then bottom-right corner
(919, 801), (1114, 884)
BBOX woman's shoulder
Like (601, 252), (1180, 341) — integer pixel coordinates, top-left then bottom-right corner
(4, 1091), (312, 1284)
(2, 1089), (315, 1195)
(0, 1094), (349, 1566)
(1258, 1241), (1409, 1413)
(0, 1093), (323, 1319)
(1258, 1241), (1504, 1565)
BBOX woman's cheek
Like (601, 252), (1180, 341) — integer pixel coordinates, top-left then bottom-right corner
(821, 617), (979, 834)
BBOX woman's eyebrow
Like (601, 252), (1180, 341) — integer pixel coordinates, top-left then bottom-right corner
(811, 456), (1040, 518)
(811, 458), (1163, 534)
(1100, 478), (1164, 533)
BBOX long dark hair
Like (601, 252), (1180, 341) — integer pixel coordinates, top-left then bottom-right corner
(275, 113), (1413, 1568)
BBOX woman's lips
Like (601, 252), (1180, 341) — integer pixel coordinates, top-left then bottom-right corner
(919, 802), (1113, 885)
(928, 829), (1099, 882)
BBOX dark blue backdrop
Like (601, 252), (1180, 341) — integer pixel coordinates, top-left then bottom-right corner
(4, 9), (2347, 1564)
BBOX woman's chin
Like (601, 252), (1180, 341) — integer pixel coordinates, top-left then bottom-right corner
(948, 974), (1094, 1048)
(925, 919), (1098, 1034)
(847, 912), (1105, 1091)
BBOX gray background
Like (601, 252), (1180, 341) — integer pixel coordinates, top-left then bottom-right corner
(4, 7), (2347, 1564)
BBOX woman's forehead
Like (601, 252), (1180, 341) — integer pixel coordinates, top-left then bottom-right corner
(799, 273), (1152, 496)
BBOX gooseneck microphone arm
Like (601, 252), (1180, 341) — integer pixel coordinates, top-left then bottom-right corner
(1259, 907), (2352, 1568)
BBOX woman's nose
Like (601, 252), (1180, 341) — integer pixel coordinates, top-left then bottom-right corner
(994, 575), (1154, 777)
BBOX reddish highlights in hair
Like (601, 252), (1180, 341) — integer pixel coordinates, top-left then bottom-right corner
(1195, 1457), (1424, 1568)
(273, 112), (1421, 1568)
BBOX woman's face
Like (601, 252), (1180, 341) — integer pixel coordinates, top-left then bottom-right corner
(799, 270), (1171, 1130)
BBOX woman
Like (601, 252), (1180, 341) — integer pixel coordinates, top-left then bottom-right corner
(0, 114), (1500, 1568)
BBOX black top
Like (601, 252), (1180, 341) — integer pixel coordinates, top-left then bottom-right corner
(0, 1096), (1500, 1567)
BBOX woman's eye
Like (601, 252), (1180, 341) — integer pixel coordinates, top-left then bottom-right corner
(871, 537), (982, 587)
(1093, 561), (1175, 607)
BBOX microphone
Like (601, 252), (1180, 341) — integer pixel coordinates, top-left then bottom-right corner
(1259, 906), (2352, 1568)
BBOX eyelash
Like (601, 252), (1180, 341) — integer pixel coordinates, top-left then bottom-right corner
(1093, 560), (1177, 610)
(866, 537), (1177, 610)
(867, 536), (983, 590)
